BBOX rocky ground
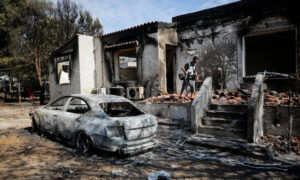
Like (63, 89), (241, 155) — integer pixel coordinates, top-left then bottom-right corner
(0, 105), (300, 179)
(211, 89), (250, 105)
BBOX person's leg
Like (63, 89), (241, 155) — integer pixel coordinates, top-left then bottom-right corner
(190, 80), (195, 93)
(187, 80), (194, 97)
(180, 80), (188, 97)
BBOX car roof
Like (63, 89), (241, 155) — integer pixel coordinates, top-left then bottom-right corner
(69, 94), (130, 103)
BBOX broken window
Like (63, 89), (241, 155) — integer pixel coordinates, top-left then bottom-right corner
(99, 102), (144, 117)
(118, 48), (137, 81)
(66, 98), (89, 114)
(57, 61), (70, 84)
(55, 55), (71, 84)
(244, 29), (296, 76)
(47, 97), (71, 110)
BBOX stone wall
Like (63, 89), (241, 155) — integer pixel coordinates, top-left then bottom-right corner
(136, 102), (191, 125)
(191, 77), (212, 133)
(247, 74), (264, 143)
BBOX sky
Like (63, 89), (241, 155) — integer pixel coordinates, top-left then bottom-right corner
(50, 0), (239, 34)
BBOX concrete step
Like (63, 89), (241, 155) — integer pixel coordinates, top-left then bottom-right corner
(202, 117), (246, 129)
(209, 103), (248, 112)
(205, 110), (247, 120)
(198, 125), (246, 139)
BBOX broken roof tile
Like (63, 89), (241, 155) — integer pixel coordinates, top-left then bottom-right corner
(104, 40), (139, 49)
(99, 21), (160, 38)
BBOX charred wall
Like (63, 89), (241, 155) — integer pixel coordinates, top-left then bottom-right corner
(49, 37), (81, 100)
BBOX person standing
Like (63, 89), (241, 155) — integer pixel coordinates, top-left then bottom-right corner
(180, 56), (199, 97)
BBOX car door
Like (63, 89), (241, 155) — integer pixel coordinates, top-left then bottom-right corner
(56, 97), (90, 140)
(41, 96), (71, 134)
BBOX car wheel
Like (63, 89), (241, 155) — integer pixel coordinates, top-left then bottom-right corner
(76, 133), (93, 155)
(31, 118), (37, 133)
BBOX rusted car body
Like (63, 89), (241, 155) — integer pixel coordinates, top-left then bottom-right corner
(30, 94), (158, 154)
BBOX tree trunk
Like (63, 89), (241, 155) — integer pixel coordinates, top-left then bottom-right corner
(34, 47), (43, 87)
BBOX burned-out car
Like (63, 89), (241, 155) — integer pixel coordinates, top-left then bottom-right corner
(30, 94), (158, 154)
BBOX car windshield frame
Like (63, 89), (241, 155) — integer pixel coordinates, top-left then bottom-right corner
(65, 97), (91, 114)
(98, 101), (144, 117)
(45, 96), (72, 110)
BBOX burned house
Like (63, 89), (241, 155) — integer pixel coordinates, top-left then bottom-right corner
(49, 34), (96, 100)
(50, 0), (300, 100)
(50, 22), (178, 100)
(98, 22), (178, 97)
(173, 0), (300, 91)
(49, 0), (300, 140)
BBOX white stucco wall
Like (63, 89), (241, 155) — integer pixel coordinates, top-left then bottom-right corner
(78, 35), (96, 94)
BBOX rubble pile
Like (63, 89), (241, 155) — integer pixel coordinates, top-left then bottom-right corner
(211, 89), (250, 105)
(263, 135), (300, 155)
(144, 92), (198, 103)
(264, 91), (300, 106)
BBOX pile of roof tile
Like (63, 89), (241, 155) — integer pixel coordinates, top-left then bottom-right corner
(211, 89), (250, 105)
(144, 92), (198, 103)
(264, 91), (300, 106)
(263, 135), (300, 155)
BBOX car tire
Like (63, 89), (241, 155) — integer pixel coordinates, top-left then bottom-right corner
(76, 133), (93, 155)
(31, 118), (37, 133)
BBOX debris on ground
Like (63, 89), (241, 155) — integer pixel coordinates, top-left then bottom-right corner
(211, 89), (250, 105)
(189, 153), (288, 171)
(262, 135), (300, 155)
(170, 164), (178, 169)
(186, 134), (268, 159)
(147, 170), (171, 180)
(264, 91), (300, 106)
(1, 105), (300, 179)
(111, 169), (128, 177)
(143, 92), (198, 103)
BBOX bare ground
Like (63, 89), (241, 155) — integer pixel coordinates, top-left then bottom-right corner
(0, 105), (299, 179)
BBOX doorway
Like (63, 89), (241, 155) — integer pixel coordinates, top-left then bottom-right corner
(166, 44), (176, 94)
(244, 29), (296, 76)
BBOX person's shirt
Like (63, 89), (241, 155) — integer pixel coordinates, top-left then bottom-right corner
(184, 62), (196, 75)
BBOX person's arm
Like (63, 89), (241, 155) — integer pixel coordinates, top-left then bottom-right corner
(195, 70), (199, 81)
(181, 65), (187, 75)
(181, 63), (188, 75)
